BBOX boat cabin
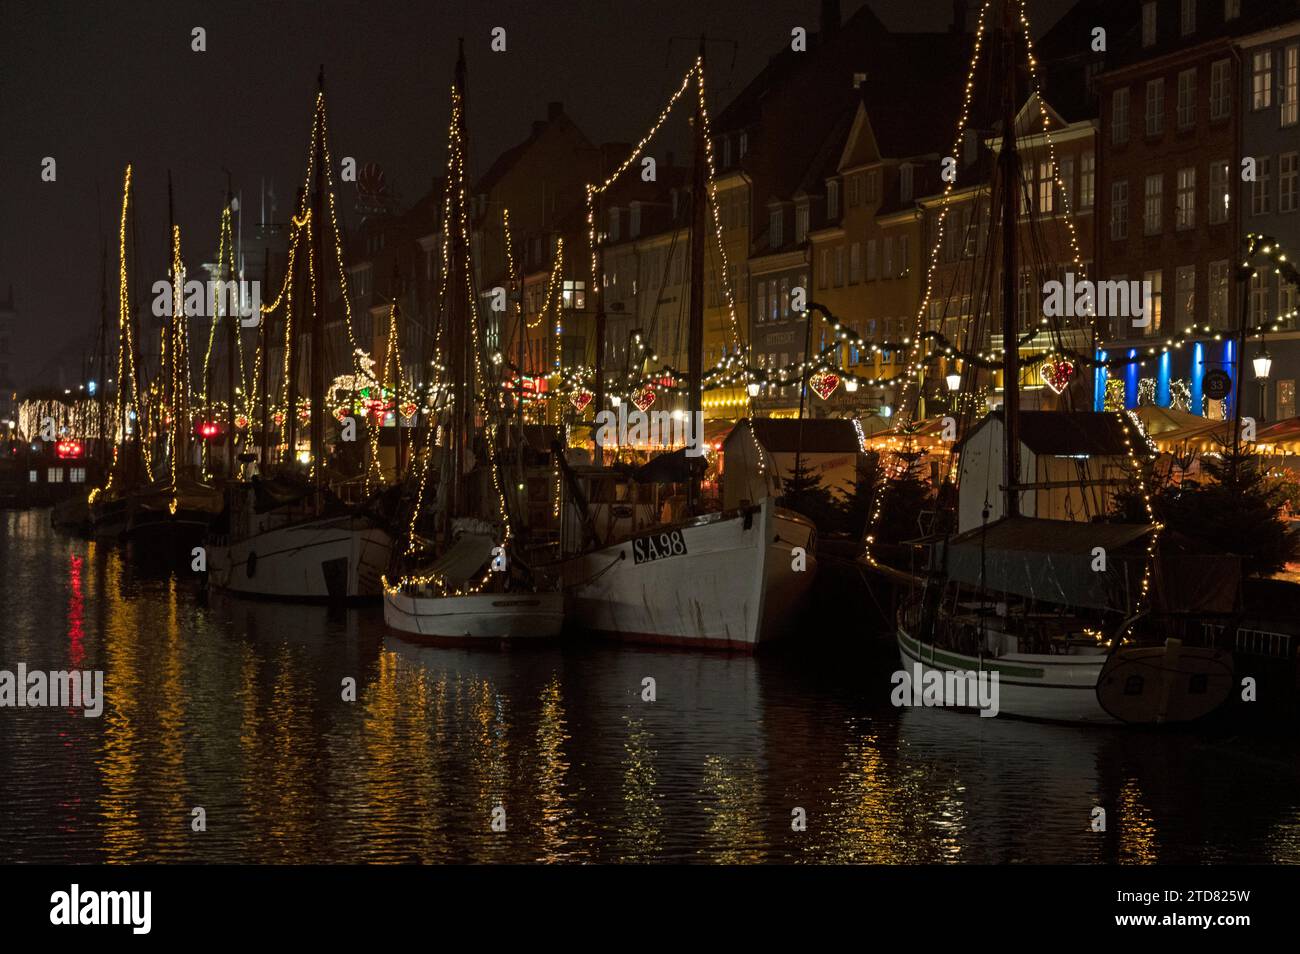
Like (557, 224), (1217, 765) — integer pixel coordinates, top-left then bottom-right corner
(955, 411), (1131, 533)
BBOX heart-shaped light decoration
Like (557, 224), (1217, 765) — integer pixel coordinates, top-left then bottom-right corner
(1040, 358), (1075, 395)
(632, 387), (656, 412)
(333, 406), (350, 423)
(234, 414), (250, 430)
(569, 390), (593, 413)
(400, 401), (418, 420)
(809, 371), (840, 400)
(272, 411), (286, 426)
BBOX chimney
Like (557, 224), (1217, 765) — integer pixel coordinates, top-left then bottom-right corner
(951, 0), (967, 33)
(547, 101), (563, 121)
(821, 0), (841, 38)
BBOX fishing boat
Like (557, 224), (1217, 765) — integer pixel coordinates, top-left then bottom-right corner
(558, 46), (817, 651)
(873, 0), (1234, 724)
(382, 44), (563, 642)
(205, 71), (394, 600)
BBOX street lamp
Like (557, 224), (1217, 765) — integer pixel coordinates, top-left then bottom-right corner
(1255, 342), (1272, 422)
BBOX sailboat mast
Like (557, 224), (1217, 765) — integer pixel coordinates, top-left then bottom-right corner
(259, 244), (271, 472)
(686, 37), (707, 512)
(443, 41), (471, 536)
(999, 0), (1020, 519)
(226, 186), (238, 476)
(96, 240), (109, 463)
(309, 68), (327, 482)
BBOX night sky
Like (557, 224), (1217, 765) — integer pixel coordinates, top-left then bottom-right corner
(0, 0), (1074, 390)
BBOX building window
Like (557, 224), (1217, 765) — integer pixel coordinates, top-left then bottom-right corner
(562, 280), (585, 310)
(1209, 260), (1230, 327)
(48, 468), (64, 483)
(1145, 78), (1164, 136)
(1253, 51), (1273, 111)
(882, 239), (893, 278)
(794, 203), (809, 244)
(1177, 69), (1196, 128)
(849, 242), (861, 283)
(1283, 45), (1299, 126)
(866, 170), (880, 202)
(900, 164), (914, 202)
(1279, 273), (1297, 327)
(769, 209), (783, 247)
(1059, 156), (1075, 206)
(1112, 87), (1130, 144)
(739, 132), (748, 157)
(1251, 267), (1271, 322)
(847, 174), (863, 208)
(833, 248), (844, 287)
(1144, 174), (1163, 235)
(899, 236), (909, 276)
(779, 277), (789, 318)
(1209, 160), (1230, 224)
(1176, 167), (1196, 229)
(817, 250), (829, 289)
(1144, 270), (1163, 333)
(1038, 161), (1054, 214)
(1111, 180), (1129, 239)
(1210, 59), (1232, 119)
(28, 470), (37, 483)
(1225, 0), (1240, 21)
(826, 180), (840, 219)
(1180, 0), (1195, 35)
(1175, 265), (1196, 329)
(1279, 380), (1295, 419)
(866, 239), (878, 280)
(1142, 1), (1157, 47)
(1252, 156), (1273, 215)
(70, 467), (86, 484)
(1080, 153), (1095, 208)
(1281, 153), (1298, 213)
(608, 208), (620, 243)
(756, 281), (767, 321)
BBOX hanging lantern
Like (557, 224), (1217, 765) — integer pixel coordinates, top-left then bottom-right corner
(809, 371), (840, 400)
(632, 387), (656, 412)
(1039, 357), (1076, 395)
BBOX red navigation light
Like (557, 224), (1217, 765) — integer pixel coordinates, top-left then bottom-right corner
(196, 421), (221, 440)
(56, 439), (84, 459)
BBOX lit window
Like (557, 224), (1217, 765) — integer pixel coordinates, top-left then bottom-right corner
(47, 468), (64, 483)
(1253, 51), (1273, 111)
(1252, 156), (1273, 216)
(1111, 180), (1129, 240)
(1144, 174), (1163, 235)
(1080, 153), (1095, 208)
(70, 467), (86, 484)
(1280, 152), (1298, 213)
(1283, 45), (1299, 126)
(1209, 160), (1230, 224)
(561, 280), (585, 310)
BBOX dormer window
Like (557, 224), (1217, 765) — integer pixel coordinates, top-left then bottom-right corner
(739, 132), (749, 157)
(770, 208), (783, 247)
(609, 207), (620, 243)
(795, 202), (809, 244)
(1142, 2), (1156, 47)
(826, 179), (840, 218)
(899, 164), (914, 202)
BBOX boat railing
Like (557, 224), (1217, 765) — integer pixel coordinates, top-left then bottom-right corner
(1201, 620), (1295, 659)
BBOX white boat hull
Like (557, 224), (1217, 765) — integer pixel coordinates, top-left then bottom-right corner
(563, 498), (816, 650)
(383, 588), (565, 642)
(207, 515), (392, 600)
(896, 624), (1116, 724)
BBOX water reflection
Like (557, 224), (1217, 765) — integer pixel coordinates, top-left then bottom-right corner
(0, 509), (1297, 863)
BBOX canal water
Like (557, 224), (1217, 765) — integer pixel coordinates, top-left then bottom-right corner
(2, 508), (1298, 864)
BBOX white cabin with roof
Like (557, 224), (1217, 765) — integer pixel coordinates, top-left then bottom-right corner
(957, 411), (1131, 534)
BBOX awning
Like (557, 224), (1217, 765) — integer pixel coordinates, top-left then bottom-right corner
(429, 532), (497, 585)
